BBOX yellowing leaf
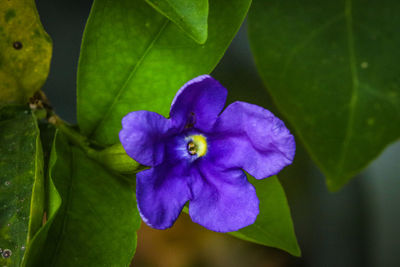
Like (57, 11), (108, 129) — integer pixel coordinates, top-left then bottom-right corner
(0, 0), (52, 105)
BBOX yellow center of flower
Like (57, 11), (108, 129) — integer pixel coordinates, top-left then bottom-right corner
(187, 134), (207, 157)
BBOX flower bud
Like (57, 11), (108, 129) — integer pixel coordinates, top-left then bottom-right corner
(94, 143), (145, 174)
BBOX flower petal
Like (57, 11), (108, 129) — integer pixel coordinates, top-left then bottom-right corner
(170, 75), (227, 132)
(188, 162), (259, 232)
(136, 162), (191, 229)
(209, 101), (295, 179)
(119, 111), (170, 166)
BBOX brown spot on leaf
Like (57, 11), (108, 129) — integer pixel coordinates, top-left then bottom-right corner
(13, 41), (22, 49)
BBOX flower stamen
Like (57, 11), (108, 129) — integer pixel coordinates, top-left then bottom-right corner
(186, 134), (207, 157)
(187, 141), (197, 155)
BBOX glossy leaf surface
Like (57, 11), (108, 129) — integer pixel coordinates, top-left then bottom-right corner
(231, 176), (300, 257)
(0, 106), (44, 266)
(145, 0), (208, 44)
(27, 132), (141, 266)
(248, 0), (400, 190)
(0, 0), (52, 105)
(77, 0), (251, 145)
(22, 124), (60, 267)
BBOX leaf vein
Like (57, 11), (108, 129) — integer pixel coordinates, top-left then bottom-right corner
(280, 13), (344, 79)
(89, 18), (170, 138)
(337, 0), (359, 176)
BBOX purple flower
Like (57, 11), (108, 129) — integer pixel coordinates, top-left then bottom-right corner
(119, 75), (295, 232)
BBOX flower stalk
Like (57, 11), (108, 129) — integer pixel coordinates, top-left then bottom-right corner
(48, 114), (142, 174)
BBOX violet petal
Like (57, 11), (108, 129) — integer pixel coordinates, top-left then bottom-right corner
(170, 75), (227, 132)
(188, 161), (259, 232)
(209, 101), (296, 179)
(136, 162), (191, 229)
(119, 111), (170, 166)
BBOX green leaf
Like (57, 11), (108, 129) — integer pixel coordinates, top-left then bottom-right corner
(0, 106), (44, 267)
(0, 0), (52, 105)
(21, 124), (60, 267)
(28, 132), (141, 266)
(230, 176), (300, 257)
(145, 0), (208, 44)
(77, 0), (251, 145)
(248, 0), (400, 191)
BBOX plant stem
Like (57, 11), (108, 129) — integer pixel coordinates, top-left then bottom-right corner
(31, 90), (142, 174)
(48, 114), (143, 174)
(49, 114), (97, 158)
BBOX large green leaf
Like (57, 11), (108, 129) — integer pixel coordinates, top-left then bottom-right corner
(77, 0), (251, 145)
(28, 132), (141, 266)
(0, 106), (44, 267)
(145, 0), (208, 44)
(230, 176), (300, 257)
(0, 0), (52, 105)
(248, 0), (400, 191)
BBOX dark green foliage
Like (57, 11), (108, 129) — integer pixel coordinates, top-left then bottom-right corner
(0, 106), (43, 267)
(248, 0), (400, 190)
(26, 132), (141, 266)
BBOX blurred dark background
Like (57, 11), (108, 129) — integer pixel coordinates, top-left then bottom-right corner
(36, 0), (400, 266)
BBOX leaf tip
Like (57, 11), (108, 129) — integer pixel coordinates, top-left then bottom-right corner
(291, 242), (302, 257)
(191, 28), (208, 44)
(326, 176), (349, 192)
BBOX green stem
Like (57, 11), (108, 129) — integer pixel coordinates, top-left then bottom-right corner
(49, 115), (97, 158)
(48, 114), (143, 174)
(31, 90), (142, 174)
